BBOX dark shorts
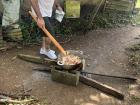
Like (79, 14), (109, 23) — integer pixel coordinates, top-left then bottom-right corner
(39, 17), (55, 37)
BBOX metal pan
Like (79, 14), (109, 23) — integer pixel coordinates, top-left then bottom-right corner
(57, 50), (84, 70)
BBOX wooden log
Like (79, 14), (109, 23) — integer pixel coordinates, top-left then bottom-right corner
(80, 75), (124, 100)
(18, 54), (57, 65)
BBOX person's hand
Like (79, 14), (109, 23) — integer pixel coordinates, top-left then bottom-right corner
(37, 18), (45, 29)
(57, 6), (63, 12)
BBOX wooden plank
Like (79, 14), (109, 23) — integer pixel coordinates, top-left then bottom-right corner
(80, 75), (124, 100)
(18, 54), (57, 65)
(81, 71), (137, 81)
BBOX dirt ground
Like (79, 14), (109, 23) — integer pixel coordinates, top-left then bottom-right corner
(0, 26), (140, 105)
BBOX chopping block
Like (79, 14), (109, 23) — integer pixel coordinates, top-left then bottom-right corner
(51, 67), (81, 86)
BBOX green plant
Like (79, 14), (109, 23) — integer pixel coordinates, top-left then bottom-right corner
(20, 6), (132, 44)
(126, 43), (140, 70)
(54, 9), (131, 35)
(20, 19), (41, 45)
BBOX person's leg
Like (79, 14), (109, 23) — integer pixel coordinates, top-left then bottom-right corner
(0, 26), (3, 47)
(42, 37), (46, 49)
(44, 17), (55, 50)
(40, 17), (57, 59)
(40, 17), (52, 51)
(45, 37), (51, 50)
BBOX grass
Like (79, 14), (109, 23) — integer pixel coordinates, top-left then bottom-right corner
(126, 43), (140, 70)
(130, 95), (140, 104)
(132, 12), (140, 25)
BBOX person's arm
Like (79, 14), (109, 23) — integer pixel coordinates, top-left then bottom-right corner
(30, 0), (45, 28)
(54, 0), (63, 11)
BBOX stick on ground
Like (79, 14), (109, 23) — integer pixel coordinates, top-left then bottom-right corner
(80, 75), (124, 100)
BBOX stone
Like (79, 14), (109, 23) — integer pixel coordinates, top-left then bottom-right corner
(51, 68), (80, 86)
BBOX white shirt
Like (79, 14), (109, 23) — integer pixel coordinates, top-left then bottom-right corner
(32, 0), (55, 17)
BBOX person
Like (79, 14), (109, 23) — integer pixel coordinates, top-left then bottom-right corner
(30, 0), (63, 59)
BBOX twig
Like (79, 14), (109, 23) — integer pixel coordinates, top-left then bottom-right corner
(0, 98), (35, 103)
(0, 46), (9, 51)
(88, 0), (105, 28)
